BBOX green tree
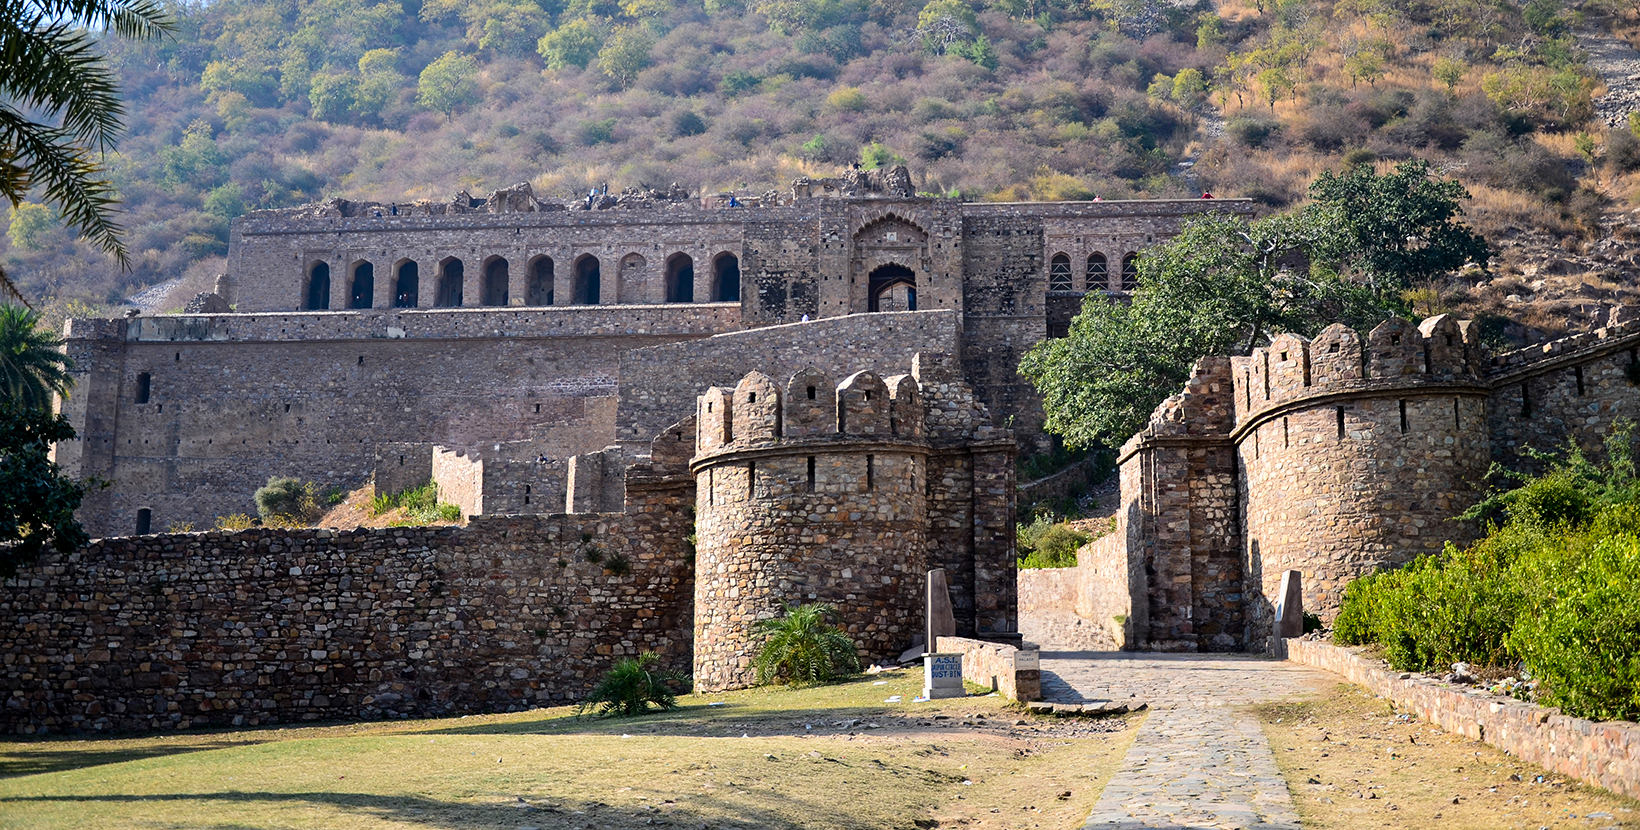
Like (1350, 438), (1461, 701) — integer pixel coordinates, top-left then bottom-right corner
(597, 26), (655, 88)
(1019, 210), (1400, 448)
(417, 51), (482, 121)
(916, 0), (978, 54)
(538, 18), (603, 70)
(1308, 159), (1491, 290)
(859, 141), (904, 170)
(0, 398), (88, 577)
(0, 305), (73, 411)
(7, 202), (53, 250)
(751, 602), (861, 685)
(1, 0), (174, 269)
(352, 49), (405, 119)
(308, 71), (360, 123)
(423, 0), (551, 56)
(1432, 56), (1465, 93)
(1170, 67), (1208, 110)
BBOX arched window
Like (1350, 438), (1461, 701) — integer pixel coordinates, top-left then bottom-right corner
(1120, 253), (1139, 291)
(665, 253), (695, 303)
(574, 255), (601, 305)
(350, 262), (374, 309)
(868, 264), (916, 312)
(305, 263), (330, 310)
(436, 258), (463, 307)
(1086, 252), (1107, 291)
(483, 257), (509, 306)
(712, 253), (740, 302)
(394, 261), (418, 307)
(527, 256), (553, 306)
(136, 508), (152, 535)
(1048, 253), (1072, 291)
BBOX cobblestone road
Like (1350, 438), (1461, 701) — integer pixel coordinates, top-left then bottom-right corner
(1039, 651), (1336, 830)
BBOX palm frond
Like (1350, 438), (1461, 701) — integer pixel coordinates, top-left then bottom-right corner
(751, 603), (861, 686)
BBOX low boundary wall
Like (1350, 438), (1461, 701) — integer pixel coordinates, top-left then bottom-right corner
(1288, 638), (1640, 801)
(937, 636), (1040, 702)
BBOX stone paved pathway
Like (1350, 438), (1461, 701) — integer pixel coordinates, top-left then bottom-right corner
(1038, 651), (1335, 830)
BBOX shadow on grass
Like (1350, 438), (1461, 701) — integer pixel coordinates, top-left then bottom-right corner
(0, 740), (262, 779)
(2, 786), (916, 830)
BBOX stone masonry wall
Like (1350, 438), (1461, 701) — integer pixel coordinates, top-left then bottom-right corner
(1289, 639), (1640, 802)
(59, 308), (729, 536)
(615, 310), (962, 450)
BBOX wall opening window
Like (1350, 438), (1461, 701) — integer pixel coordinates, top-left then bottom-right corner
(1048, 253), (1072, 291)
(665, 253), (695, 303)
(136, 508), (152, 535)
(135, 372), (151, 404)
(806, 456), (816, 492)
(483, 257), (509, 306)
(350, 262), (374, 309)
(1086, 252), (1108, 290)
(394, 261), (418, 307)
(713, 253), (740, 302)
(1120, 253), (1139, 291)
(528, 256), (553, 306)
(305, 263), (331, 310)
(575, 255), (601, 304)
(436, 259), (463, 307)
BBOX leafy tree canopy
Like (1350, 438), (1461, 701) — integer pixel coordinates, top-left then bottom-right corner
(0, 0), (173, 269)
(0, 399), (87, 577)
(1020, 162), (1490, 450)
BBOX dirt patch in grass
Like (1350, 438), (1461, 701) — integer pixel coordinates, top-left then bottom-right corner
(0, 670), (1136, 829)
(1257, 683), (1640, 830)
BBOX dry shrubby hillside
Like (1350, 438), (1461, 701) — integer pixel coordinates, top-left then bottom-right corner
(3, 0), (1638, 339)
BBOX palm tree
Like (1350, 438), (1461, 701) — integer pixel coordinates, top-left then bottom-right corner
(2, 0), (174, 268)
(751, 603), (862, 686)
(0, 304), (73, 410)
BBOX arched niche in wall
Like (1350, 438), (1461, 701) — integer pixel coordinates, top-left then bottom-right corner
(527, 256), (553, 306)
(436, 257), (464, 307)
(665, 253), (695, 303)
(712, 252), (740, 302)
(349, 261), (374, 309)
(573, 254), (601, 305)
(482, 256), (509, 306)
(304, 262), (331, 310)
(393, 260), (418, 307)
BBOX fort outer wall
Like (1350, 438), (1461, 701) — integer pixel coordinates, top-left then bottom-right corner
(1023, 309), (1640, 653)
(54, 306), (738, 537)
(229, 197), (1254, 447)
(0, 430), (697, 735)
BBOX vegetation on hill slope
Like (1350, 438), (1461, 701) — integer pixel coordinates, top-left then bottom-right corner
(1, 0), (1633, 333)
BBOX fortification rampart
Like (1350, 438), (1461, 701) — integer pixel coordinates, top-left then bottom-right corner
(1040, 308), (1640, 655)
(689, 356), (1014, 691)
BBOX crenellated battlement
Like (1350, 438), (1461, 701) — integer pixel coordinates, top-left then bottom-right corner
(694, 366), (928, 458)
(1231, 314), (1487, 431)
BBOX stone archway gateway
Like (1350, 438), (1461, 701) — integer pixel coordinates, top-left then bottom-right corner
(868, 264), (916, 312)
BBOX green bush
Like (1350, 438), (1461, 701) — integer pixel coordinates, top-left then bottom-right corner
(369, 480), (463, 524)
(253, 476), (325, 525)
(1017, 516), (1089, 569)
(1334, 427), (1640, 720)
(1508, 530), (1640, 721)
(751, 603), (860, 686)
(576, 652), (686, 718)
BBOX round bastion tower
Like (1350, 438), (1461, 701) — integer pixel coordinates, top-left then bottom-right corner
(691, 367), (930, 692)
(1233, 314), (1492, 649)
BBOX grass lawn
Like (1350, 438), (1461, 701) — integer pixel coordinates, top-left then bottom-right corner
(1258, 683), (1640, 830)
(0, 669), (1137, 829)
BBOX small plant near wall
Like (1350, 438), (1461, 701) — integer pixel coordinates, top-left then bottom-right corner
(576, 652), (687, 718)
(751, 603), (861, 686)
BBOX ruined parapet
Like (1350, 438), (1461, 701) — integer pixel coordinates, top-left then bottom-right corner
(183, 292), (231, 314)
(690, 366), (933, 691)
(1232, 315), (1491, 650)
(374, 443), (434, 499)
(566, 446), (627, 514)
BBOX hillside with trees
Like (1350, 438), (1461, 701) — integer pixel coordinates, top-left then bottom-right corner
(2, 0), (1636, 333)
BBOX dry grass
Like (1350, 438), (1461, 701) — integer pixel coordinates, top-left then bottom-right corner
(0, 670), (1137, 830)
(1258, 683), (1640, 830)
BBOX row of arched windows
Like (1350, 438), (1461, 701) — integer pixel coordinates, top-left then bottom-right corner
(302, 252), (742, 310)
(1048, 252), (1139, 293)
